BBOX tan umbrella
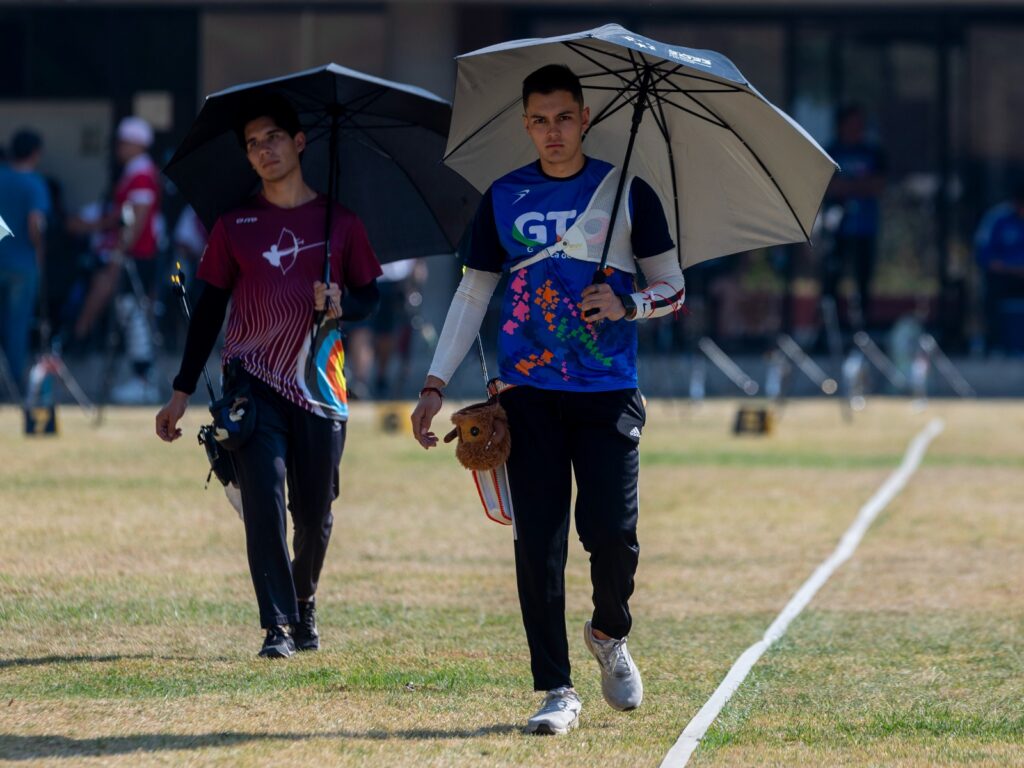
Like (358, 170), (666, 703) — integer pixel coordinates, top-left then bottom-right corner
(445, 23), (838, 270)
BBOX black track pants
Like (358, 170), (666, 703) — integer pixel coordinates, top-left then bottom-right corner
(233, 378), (345, 628)
(500, 385), (645, 692)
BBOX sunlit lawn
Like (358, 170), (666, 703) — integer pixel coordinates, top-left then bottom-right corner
(0, 399), (1021, 766)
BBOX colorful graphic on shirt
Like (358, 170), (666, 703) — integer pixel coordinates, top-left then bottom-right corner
(499, 260), (634, 390)
(488, 160), (638, 392)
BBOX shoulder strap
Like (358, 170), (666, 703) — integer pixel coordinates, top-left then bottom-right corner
(507, 167), (636, 274)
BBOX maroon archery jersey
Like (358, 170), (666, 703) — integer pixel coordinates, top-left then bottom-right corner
(197, 193), (382, 418)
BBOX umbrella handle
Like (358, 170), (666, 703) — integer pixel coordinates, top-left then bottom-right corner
(583, 269), (608, 318)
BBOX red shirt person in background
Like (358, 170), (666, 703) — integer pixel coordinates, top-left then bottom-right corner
(105, 117), (162, 260)
(155, 94), (381, 658)
(72, 116), (164, 402)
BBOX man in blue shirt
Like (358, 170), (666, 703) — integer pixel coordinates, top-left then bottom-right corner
(974, 183), (1024, 354)
(824, 105), (887, 329)
(410, 65), (685, 734)
(0, 130), (50, 387)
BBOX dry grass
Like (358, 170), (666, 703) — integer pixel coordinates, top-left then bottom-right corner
(0, 398), (1021, 767)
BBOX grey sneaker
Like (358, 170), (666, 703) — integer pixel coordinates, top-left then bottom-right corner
(584, 621), (643, 711)
(524, 686), (582, 735)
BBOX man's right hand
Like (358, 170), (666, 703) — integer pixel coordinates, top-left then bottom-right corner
(314, 280), (343, 319)
(410, 377), (445, 449)
(155, 391), (190, 442)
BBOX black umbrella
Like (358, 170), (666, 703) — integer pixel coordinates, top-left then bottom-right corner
(164, 63), (480, 273)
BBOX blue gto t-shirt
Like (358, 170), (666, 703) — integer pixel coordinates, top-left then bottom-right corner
(465, 157), (673, 392)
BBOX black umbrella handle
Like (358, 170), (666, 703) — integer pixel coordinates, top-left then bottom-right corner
(582, 269), (609, 320)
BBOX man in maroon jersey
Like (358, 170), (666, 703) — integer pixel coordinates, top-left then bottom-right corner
(155, 94), (382, 658)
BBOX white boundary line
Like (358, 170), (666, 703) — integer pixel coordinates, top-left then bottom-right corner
(659, 417), (946, 768)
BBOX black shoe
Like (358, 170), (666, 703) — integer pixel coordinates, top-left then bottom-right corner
(258, 625), (296, 658)
(292, 600), (320, 651)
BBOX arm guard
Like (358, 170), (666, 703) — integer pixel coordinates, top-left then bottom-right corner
(427, 268), (501, 384)
(625, 249), (686, 320)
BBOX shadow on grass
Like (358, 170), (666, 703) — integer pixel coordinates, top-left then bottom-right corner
(0, 654), (229, 670)
(0, 727), (522, 759)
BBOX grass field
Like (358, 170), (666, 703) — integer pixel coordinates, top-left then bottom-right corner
(0, 399), (1021, 767)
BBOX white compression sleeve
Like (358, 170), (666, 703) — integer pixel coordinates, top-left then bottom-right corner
(427, 268), (502, 384)
(628, 249), (686, 320)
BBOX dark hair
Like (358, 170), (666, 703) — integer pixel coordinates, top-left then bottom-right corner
(234, 92), (303, 149)
(522, 65), (584, 111)
(10, 129), (43, 161)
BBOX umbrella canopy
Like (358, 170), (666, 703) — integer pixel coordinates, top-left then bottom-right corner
(444, 24), (838, 269)
(164, 64), (480, 263)
(0, 213), (11, 242)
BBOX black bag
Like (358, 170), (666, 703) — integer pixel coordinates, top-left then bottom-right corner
(197, 422), (238, 487)
(208, 358), (257, 451)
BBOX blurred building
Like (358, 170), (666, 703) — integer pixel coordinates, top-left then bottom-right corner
(2, 0), (1023, 352)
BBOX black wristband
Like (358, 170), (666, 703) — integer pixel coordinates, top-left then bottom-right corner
(619, 293), (638, 320)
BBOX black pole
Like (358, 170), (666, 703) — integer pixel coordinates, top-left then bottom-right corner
(322, 108), (340, 288)
(308, 108), (341, 366)
(585, 65), (653, 316)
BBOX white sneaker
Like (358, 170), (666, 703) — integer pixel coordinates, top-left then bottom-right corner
(524, 686), (581, 735)
(584, 621), (644, 711)
(110, 377), (160, 405)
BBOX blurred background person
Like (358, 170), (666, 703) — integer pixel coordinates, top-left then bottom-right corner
(974, 180), (1024, 356)
(345, 257), (425, 399)
(822, 104), (887, 332)
(371, 258), (425, 398)
(70, 116), (163, 403)
(38, 176), (81, 343)
(0, 129), (51, 391)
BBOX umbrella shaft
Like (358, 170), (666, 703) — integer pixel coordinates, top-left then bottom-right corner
(322, 114), (340, 287)
(585, 66), (654, 317)
(596, 65), (653, 274)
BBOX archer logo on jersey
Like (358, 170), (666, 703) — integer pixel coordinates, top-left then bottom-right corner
(512, 189), (530, 205)
(513, 210), (577, 250)
(261, 228), (324, 274)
